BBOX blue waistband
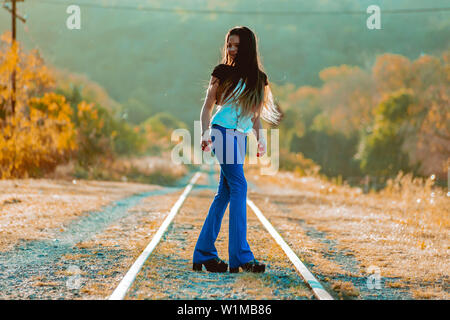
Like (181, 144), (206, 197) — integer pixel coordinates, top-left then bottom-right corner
(212, 123), (233, 131)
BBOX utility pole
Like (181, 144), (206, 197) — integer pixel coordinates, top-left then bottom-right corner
(2, 0), (26, 116)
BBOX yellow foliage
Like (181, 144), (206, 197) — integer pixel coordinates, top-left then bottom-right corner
(0, 94), (77, 178)
(0, 32), (55, 112)
(0, 32), (77, 178)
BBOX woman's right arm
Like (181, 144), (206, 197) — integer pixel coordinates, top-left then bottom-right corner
(251, 113), (267, 157)
(200, 75), (219, 151)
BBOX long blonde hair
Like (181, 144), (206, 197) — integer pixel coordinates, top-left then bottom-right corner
(216, 26), (283, 126)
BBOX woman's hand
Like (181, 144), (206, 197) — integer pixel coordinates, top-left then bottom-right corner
(201, 130), (212, 152)
(257, 138), (266, 157)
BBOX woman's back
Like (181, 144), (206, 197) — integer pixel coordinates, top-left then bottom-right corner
(210, 64), (267, 134)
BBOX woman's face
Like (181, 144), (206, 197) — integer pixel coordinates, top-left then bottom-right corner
(227, 35), (240, 60)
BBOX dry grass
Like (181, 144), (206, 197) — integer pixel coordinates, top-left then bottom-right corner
(60, 191), (184, 299)
(54, 269), (88, 277)
(46, 153), (187, 186)
(331, 280), (360, 298)
(246, 168), (449, 299)
(0, 178), (161, 252)
(385, 281), (405, 288)
(412, 286), (449, 299)
(233, 273), (274, 297)
(33, 281), (60, 287)
(80, 283), (111, 298)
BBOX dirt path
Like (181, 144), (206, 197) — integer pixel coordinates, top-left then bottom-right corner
(245, 168), (449, 300)
(0, 179), (165, 252)
(0, 171), (202, 299)
(0, 185), (186, 299)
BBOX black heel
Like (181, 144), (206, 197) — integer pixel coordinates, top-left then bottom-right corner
(230, 259), (265, 273)
(193, 263), (202, 271)
(194, 258), (228, 273)
(229, 267), (240, 273)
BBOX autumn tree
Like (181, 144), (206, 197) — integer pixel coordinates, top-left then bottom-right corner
(355, 89), (416, 177)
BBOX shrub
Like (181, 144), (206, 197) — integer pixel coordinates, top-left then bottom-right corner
(0, 93), (77, 178)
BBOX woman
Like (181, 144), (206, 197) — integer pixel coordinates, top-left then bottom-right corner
(192, 26), (282, 274)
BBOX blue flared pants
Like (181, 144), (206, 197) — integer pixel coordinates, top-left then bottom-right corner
(193, 124), (255, 269)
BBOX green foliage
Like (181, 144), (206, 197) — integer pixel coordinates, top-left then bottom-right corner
(356, 90), (414, 177)
(124, 112), (189, 156)
(357, 124), (411, 177)
(278, 149), (321, 176)
(55, 85), (144, 167)
(310, 113), (334, 135)
(292, 129), (362, 178)
(142, 112), (188, 133)
(278, 48), (448, 184)
(374, 89), (414, 124)
(122, 97), (154, 125)
(111, 119), (143, 156)
(125, 166), (181, 186)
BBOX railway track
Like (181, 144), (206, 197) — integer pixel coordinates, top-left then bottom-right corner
(109, 166), (333, 300)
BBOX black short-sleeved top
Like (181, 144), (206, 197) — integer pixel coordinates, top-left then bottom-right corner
(209, 64), (268, 134)
(211, 64), (268, 86)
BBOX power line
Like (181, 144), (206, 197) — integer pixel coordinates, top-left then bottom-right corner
(26, 0), (450, 16)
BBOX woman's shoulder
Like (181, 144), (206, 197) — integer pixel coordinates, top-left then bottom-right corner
(211, 64), (267, 85)
(211, 63), (232, 80)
